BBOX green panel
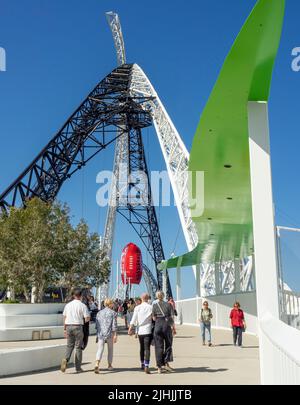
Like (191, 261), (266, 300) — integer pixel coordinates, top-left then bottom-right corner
(160, 0), (285, 270)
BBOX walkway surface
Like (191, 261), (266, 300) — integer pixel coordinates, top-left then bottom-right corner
(0, 325), (260, 385)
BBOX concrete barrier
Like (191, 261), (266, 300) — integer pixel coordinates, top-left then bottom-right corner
(0, 344), (67, 377)
(0, 314), (63, 329)
(0, 326), (64, 341)
(0, 323), (96, 342)
(0, 303), (65, 316)
(0, 303), (66, 341)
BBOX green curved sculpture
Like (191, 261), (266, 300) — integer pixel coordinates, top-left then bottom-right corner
(161, 0), (285, 270)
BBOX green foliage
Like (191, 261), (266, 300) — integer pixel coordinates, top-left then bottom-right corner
(0, 198), (110, 302)
(2, 299), (20, 304)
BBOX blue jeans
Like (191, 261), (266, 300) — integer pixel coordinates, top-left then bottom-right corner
(200, 322), (211, 343)
(232, 326), (243, 346)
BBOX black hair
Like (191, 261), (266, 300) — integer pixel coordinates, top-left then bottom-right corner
(72, 288), (82, 298)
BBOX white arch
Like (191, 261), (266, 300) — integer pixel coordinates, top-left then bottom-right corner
(129, 64), (198, 252)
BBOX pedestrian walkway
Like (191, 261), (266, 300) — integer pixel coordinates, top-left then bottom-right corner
(0, 325), (260, 385)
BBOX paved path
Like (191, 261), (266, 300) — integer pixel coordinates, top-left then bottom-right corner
(0, 325), (260, 385)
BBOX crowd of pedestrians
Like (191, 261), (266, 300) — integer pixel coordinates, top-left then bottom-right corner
(60, 288), (246, 374)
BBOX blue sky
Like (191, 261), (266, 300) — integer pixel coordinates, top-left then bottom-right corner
(0, 0), (299, 297)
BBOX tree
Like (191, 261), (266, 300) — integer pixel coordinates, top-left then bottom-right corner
(0, 207), (32, 300)
(57, 220), (110, 300)
(0, 198), (110, 302)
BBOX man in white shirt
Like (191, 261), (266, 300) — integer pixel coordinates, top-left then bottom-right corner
(60, 289), (90, 373)
(128, 293), (153, 374)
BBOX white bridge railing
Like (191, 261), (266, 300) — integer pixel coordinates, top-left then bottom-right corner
(259, 313), (300, 385)
(175, 293), (258, 335)
(282, 290), (300, 330)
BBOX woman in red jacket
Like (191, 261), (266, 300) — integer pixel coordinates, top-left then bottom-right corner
(229, 302), (246, 347)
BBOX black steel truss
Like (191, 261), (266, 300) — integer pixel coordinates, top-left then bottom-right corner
(0, 64), (150, 211)
(117, 124), (172, 297)
(142, 263), (159, 300)
(0, 63), (172, 297)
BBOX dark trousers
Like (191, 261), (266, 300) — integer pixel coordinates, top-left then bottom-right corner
(138, 334), (152, 365)
(154, 318), (173, 368)
(82, 321), (89, 350)
(65, 325), (83, 371)
(233, 326), (243, 346)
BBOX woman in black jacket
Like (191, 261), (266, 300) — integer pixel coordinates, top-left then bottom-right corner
(152, 291), (176, 374)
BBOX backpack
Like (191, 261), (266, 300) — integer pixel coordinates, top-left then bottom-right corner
(201, 308), (212, 322)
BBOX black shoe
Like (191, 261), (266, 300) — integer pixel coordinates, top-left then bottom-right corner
(141, 364), (145, 370)
(76, 368), (84, 373)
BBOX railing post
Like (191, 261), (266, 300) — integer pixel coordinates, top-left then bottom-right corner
(162, 269), (167, 298)
(248, 101), (281, 384)
(176, 266), (181, 302)
(196, 264), (201, 322)
(248, 101), (280, 318)
(176, 257), (183, 324)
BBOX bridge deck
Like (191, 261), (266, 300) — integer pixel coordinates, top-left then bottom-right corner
(0, 325), (260, 385)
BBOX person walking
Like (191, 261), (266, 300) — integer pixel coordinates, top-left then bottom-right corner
(81, 290), (91, 350)
(89, 296), (99, 322)
(134, 297), (142, 337)
(113, 299), (120, 313)
(199, 301), (213, 346)
(60, 288), (90, 373)
(128, 293), (153, 374)
(168, 297), (178, 317)
(127, 298), (135, 326)
(94, 298), (118, 374)
(230, 301), (246, 347)
(152, 291), (176, 374)
(122, 299), (129, 329)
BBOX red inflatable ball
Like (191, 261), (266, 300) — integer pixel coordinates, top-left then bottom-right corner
(121, 243), (143, 285)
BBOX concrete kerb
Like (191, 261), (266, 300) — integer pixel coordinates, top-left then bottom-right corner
(0, 344), (68, 378)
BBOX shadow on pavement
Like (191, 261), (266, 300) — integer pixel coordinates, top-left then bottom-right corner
(78, 366), (229, 375)
(216, 344), (259, 348)
(0, 362), (91, 379)
(173, 367), (228, 373)
(174, 336), (195, 339)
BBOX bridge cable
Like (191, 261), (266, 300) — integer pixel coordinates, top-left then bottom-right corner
(171, 222), (182, 257)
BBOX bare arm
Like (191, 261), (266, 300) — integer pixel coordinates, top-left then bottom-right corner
(128, 308), (137, 335)
(113, 313), (118, 342)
